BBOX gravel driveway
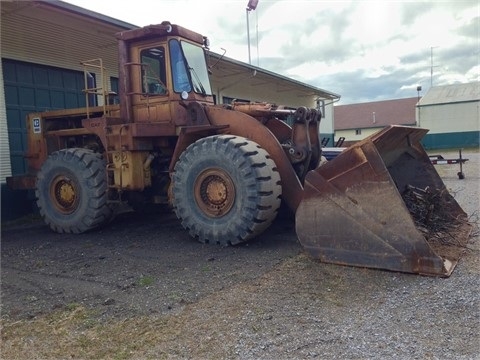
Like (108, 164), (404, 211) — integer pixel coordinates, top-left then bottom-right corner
(1, 149), (479, 359)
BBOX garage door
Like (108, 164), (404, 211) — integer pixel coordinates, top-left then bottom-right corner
(3, 59), (87, 175)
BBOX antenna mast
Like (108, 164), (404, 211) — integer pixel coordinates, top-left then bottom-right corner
(430, 46), (439, 87)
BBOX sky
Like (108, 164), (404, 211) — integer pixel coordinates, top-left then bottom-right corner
(64, 0), (479, 104)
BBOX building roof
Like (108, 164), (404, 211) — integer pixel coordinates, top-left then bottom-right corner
(417, 82), (480, 107)
(48, 0), (137, 30)
(334, 97), (418, 130)
(209, 53), (340, 101)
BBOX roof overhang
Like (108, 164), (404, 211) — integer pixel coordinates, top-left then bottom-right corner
(38, 0), (137, 30)
(208, 52), (340, 101)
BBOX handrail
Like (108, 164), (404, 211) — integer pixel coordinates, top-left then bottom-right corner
(81, 58), (110, 118)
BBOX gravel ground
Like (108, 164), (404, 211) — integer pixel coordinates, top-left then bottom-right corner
(1, 148), (479, 359)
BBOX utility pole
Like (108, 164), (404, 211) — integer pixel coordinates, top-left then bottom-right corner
(246, 0), (259, 65)
(256, 10), (259, 66)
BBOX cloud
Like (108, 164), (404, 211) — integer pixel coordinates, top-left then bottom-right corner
(255, 1), (480, 103)
(64, 0), (479, 104)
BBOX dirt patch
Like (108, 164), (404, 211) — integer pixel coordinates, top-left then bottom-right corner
(1, 210), (299, 321)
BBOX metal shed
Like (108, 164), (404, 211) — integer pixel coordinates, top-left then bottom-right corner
(417, 82), (479, 149)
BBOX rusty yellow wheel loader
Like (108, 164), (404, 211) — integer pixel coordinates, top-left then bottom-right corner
(7, 22), (471, 277)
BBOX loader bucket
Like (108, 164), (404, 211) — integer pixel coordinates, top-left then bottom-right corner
(296, 125), (472, 276)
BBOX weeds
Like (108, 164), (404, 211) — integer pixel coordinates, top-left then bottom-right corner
(137, 275), (154, 287)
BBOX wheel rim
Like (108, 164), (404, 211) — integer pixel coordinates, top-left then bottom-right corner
(50, 175), (79, 214)
(194, 168), (235, 218)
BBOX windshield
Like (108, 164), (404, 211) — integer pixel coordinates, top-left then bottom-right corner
(169, 39), (212, 96)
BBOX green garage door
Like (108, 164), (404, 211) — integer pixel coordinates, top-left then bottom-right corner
(3, 59), (87, 176)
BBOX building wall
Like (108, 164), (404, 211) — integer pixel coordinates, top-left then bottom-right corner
(1, 4), (123, 185)
(321, 101), (335, 144)
(418, 101), (480, 149)
(335, 126), (383, 144)
(1, 3), (128, 220)
(217, 82), (335, 141)
(210, 67), (335, 143)
(418, 101), (479, 132)
(216, 79), (316, 107)
(1, 5), (120, 88)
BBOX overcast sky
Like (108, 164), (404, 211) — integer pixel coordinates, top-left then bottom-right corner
(65, 0), (479, 104)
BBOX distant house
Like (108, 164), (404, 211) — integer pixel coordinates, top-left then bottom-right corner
(417, 82), (479, 149)
(333, 97), (418, 145)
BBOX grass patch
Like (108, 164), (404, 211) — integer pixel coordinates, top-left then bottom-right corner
(137, 275), (154, 287)
(1, 306), (174, 359)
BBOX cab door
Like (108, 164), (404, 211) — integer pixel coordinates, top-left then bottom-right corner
(129, 43), (171, 123)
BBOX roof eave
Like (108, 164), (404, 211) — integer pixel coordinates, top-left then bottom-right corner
(209, 52), (341, 100)
(40, 0), (138, 30)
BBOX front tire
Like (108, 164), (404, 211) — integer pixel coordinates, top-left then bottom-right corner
(36, 148), (113, 233)
(172, 135), (282, 245)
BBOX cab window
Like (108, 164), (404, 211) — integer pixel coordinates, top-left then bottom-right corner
(140, 47), (167, 95)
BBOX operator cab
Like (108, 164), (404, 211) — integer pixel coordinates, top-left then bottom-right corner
(115, 22), (214, 123)
(138, 37), (212, 98)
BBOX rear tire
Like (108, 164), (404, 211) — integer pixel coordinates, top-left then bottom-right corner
(36, 148), (113, 233)
(171, 135), (282, 245)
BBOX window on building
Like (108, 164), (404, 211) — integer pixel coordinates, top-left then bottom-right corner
(222, 96), (250, 104)
(355, 129), (362, 135)
(109, 77), (119, 104)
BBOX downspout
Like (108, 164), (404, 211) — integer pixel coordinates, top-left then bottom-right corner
(319, 96), (341, 145)
(0, 59), (12, 181)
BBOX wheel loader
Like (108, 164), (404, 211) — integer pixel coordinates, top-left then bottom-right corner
(7, 22), (471, 277)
